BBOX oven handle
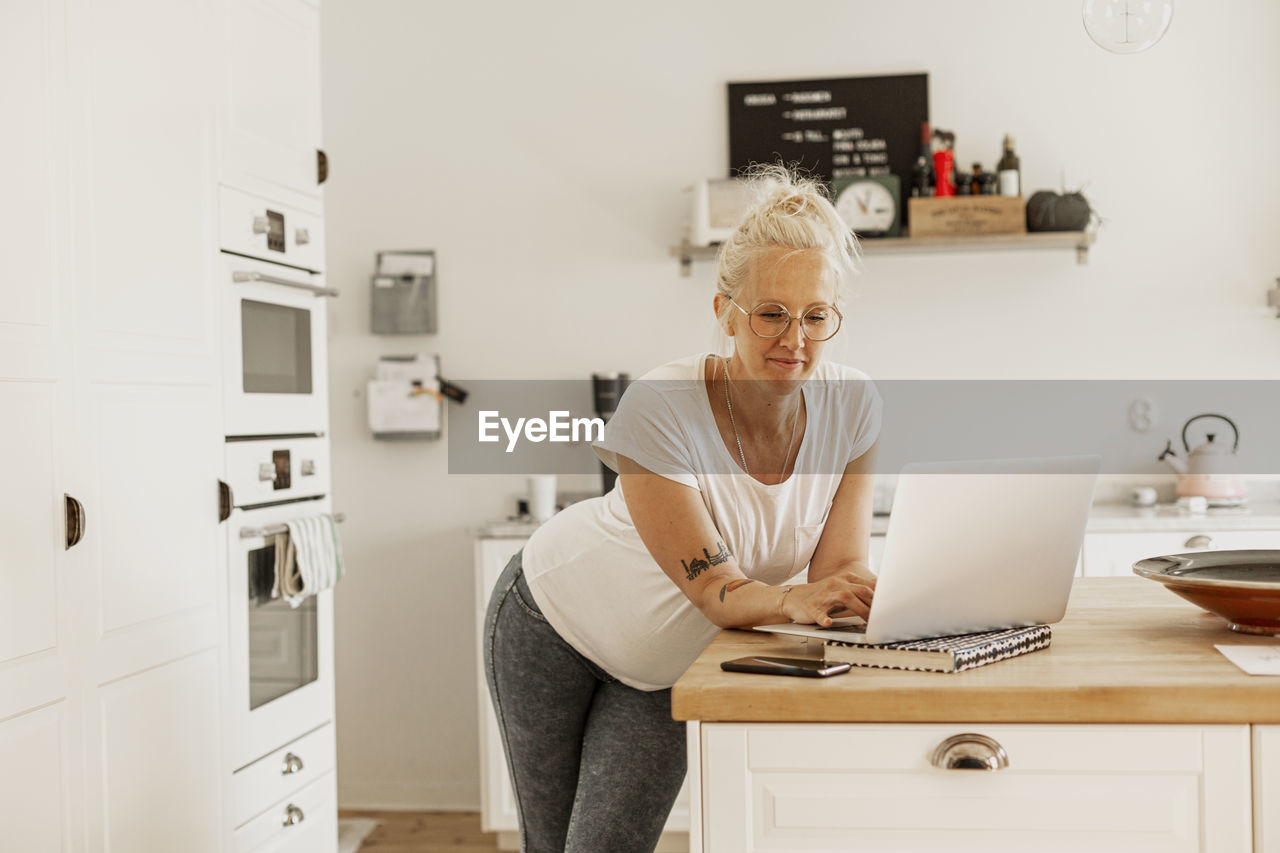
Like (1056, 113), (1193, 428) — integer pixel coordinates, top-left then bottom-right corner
(240, 512), (346, 539)
(231, 269), (339, 298)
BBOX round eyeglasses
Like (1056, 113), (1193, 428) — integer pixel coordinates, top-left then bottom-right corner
(728, 298), (843, 342)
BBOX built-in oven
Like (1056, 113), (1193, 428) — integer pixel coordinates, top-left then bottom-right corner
(220, 185), (334, 438)
(224, 436), (336, 770)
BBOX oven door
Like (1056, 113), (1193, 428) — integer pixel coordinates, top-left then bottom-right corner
(223, 253), (331, 437)
(228, 498), (335, 769)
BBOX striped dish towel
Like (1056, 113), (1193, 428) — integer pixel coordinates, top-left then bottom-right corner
(282, 514), (345, 608)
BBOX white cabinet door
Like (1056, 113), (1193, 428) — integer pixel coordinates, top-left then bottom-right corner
(0, 705), (77, 852)
(64, 0), (226, 847)
(1083, 530), (1280, 577)
(89, 650), (225, 852)
(0, 0), (80, 846)
(218, 0), (324, 208)
(1257, 726), (1280, 853)
(64, 0), (223, 667)
(700, 723), (1252, 853)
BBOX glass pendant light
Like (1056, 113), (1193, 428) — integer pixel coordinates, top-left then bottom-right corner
(1082, 0), (1174, 54)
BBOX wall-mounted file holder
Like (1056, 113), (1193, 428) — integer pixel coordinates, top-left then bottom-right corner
(367, 354), (442, 440)
(371, 250), (437, 334)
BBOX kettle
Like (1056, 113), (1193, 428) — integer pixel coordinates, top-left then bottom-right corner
(1157, 413), (1247, 506)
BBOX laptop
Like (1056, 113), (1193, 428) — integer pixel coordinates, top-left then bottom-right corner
(759, 455), (1101, 645)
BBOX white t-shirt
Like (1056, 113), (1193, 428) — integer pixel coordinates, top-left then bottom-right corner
(522, 353), (881, 690)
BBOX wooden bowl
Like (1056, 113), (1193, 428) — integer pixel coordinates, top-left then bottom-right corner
(1133, 550), (1280, 635)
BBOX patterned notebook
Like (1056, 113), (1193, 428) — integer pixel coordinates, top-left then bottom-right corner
(755, 623), (1052, 673)
(823, 624), (1052, 673)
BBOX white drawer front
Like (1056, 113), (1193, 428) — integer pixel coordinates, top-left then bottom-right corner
(1083, 530), (1280, 577)
(234, 769), (336, 853)
(234, 723), (335, 828)
(701, 723), (1251, 853)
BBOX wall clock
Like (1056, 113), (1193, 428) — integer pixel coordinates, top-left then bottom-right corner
(832, 174), (901, 239)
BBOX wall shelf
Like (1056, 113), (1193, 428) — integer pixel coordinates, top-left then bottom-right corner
(672, 230), (1097, 276)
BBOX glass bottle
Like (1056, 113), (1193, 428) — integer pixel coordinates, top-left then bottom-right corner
(910, 122), (935, 197)
(997, 134), (1021, 197)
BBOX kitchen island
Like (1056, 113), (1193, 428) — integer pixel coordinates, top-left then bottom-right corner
(672, 578), (1280, 852)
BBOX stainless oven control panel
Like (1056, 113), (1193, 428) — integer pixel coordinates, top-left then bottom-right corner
(225, 437), (330, 507)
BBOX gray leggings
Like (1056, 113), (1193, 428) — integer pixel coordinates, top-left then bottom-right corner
(483, 551), (686, 853)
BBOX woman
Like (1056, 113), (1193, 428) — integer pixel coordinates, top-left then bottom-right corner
(483, 166), (881, 852)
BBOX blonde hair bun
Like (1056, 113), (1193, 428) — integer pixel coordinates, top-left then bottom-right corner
(715, 163), (858, 330)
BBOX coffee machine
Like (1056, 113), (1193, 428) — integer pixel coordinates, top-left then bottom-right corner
(592, 372), (630, 494)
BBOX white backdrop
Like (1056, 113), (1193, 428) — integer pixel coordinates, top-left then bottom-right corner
(320, 0), (1280, 808)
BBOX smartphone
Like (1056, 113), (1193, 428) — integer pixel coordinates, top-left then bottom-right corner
(720, 656), (852, 678)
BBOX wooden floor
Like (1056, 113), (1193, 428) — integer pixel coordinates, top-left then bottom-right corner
(340, 810), (500, 852)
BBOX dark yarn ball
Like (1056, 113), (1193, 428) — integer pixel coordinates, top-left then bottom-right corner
(1026, 190), (1093, 232)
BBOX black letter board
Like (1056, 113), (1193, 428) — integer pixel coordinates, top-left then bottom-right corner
(728, 73), (928, 228)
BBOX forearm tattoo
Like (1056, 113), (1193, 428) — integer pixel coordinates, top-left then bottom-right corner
(719, 578), (756, 602)
(681, 541), (732, 580)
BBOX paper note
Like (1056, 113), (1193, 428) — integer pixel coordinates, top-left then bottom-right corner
(1215, 644), (1280, 676)
(367, 380), (440, 433)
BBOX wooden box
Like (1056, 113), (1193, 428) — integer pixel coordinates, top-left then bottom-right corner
(908, 196), (1026, 238)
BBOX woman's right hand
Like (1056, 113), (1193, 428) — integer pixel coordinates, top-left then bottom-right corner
(780, 572), (875, 626)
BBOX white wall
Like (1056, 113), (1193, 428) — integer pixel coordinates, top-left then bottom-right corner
(320, 0), (1280, 809)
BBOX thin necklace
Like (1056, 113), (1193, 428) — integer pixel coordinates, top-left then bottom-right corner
(722, 357), (800, 478)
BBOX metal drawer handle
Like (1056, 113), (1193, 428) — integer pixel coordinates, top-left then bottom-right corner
(281, 804), (305, 827)
(231, 269), (339, 298)
(1184, 534), (1215, 549)
(281, 752), (304, 775)
(64, 494), (86, 549)
(930, 733), (1009, 771)
(218, 480), (232, 523)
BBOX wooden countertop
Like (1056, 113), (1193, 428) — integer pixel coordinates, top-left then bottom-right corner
(671, 578), (1280, 724)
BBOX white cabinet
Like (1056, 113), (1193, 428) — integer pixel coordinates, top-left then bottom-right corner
(1, 0), (226, 847)
(474, 535), (691, 850)
(218, 0), (325, 209)
(1083, 529), (1280, 577)
(474, 537), (527, 838)
(695, 723), (1254, 853)
(0, 2), (77, 846)
(215, 0), (335, 844)
(1257, 726), (1280, 853)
